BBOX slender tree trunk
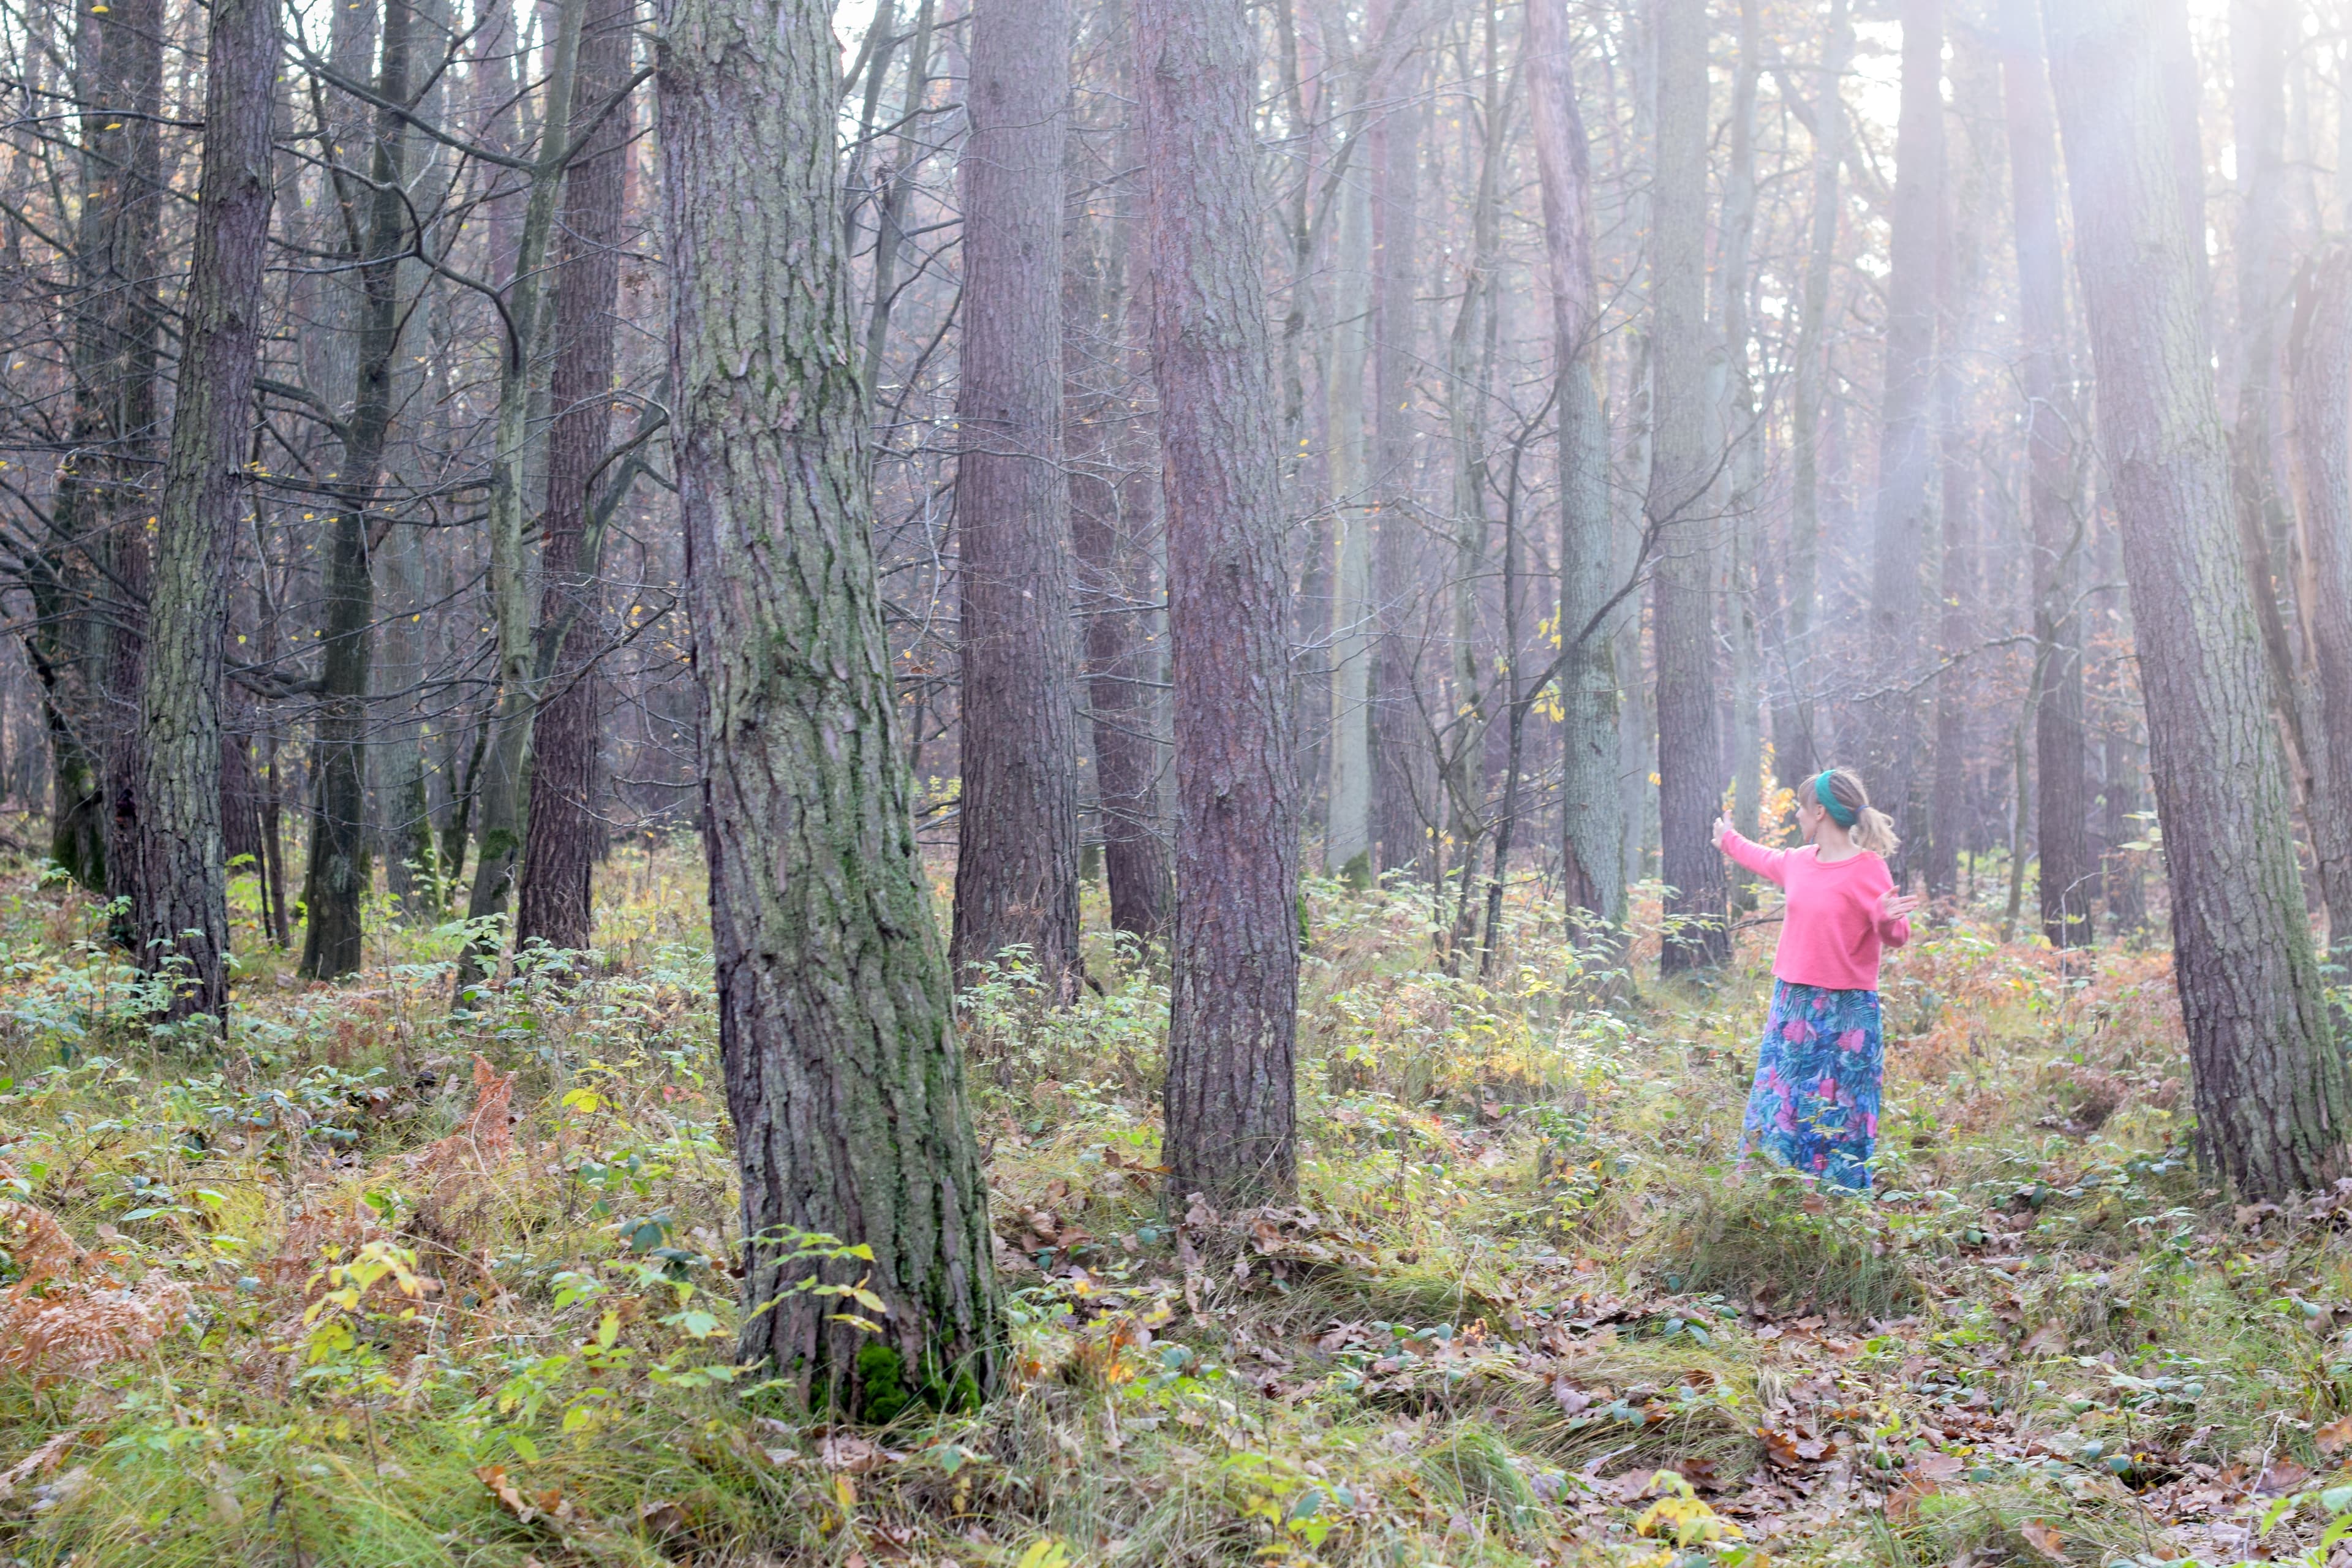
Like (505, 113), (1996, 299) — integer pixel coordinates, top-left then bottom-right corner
(300, 0), (415, 979)
(126, 0), (276, 1025)
(2288, 249), (2352, 957)
(860, 0), (937, 402)
(1324, 118), (1375, 886)
(1999, 0), (2092, 946)
(1777, 0), (1850, 790)
(1718, 0), (1762, 853)
(657, 0), (1001, 1409)
(458, 0), (586, 980)
(1866, 0), (1943, 868)
(948, 0), (1084, 997)
(1528, 0), (1619, 929)
(1648, 0), (1724, 973)
(2047, 0), (2350, 1197)
(1066, 53), (1172, 943)
(518, 0), (636, 955)
(1370, 49), (1425, 879)
(1137, 0), (1301, 1204)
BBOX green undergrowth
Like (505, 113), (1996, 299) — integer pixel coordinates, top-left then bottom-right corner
(0, 849), (2347, 1566)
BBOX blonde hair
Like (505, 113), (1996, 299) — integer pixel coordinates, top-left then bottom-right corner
(1817, 767), (1899, 857)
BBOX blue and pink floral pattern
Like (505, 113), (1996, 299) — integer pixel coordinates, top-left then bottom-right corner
(1740, 979), (1883, 1193)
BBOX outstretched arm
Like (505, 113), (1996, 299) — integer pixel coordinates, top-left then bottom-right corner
(1712, 815), (1789, 887)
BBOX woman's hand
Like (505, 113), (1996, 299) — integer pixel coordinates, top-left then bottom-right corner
(1711, 813), (1734, 850)
(1879, 888), (1924, 923)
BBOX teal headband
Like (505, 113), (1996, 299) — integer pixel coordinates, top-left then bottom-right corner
(1814, 771), (1858, 828)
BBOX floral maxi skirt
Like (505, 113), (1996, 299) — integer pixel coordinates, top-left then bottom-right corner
(1740, 979), (1883, 1193)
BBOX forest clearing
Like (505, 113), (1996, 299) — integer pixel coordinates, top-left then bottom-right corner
(0, 848), (2339, 1568)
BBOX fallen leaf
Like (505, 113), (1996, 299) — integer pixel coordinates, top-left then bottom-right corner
(1885, 1479), (1937, 1522)
(1552, 1375), (1594, 1416)
(638, 1498), (688, 1537)
(1907, 1452), (1966, 1482)
(2021, 1322), (2071, 1357)
(2020, 1519), (2066, 1562)
(477, 1465), (537, 1525)
(2256, 1459), (2311, 1496)
(2318, 1416), (2352, 1455)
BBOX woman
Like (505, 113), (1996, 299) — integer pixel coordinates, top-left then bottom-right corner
(1713, 767), (1924, 1193)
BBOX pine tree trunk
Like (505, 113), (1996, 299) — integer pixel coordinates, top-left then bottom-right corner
(1528, 0), (1619, 929)
(2287, 249), (2352, 957)
(1065, 69), (1172, 943)
(2000, 0), (2092, 946)
(458, 0), (586, 982)
(518, 0), (636, 956)
(1866, 0), (1943, 869)
(300, 0), (413, 980)
(1648, 0), (1725, 973)
(657, 0), (1001, 1409)
(948, 0), (1084, 998)
(126, 0), (276, 1025)
(1137, 0), (1301, 1204)
(1324, 120), (1375, 886)
(2047, 0), (2350, 1197)
(1370, 52), (1425, 880)
(1776, 0), (1849, 792)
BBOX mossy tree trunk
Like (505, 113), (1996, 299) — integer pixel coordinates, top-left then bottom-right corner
(657, 0), (1001, 1411)
(126, 0), (276, 1025)
(2047, 0), (2351, 1197)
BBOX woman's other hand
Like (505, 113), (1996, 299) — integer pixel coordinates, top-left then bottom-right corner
(1711, 813), (1735, 849)
(1879, 888), (1924, 922)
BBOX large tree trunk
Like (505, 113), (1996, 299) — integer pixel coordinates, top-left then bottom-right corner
(1999, 0), (2092, 946)
(1866, 0), (1943, 867)
(126, 0), (276, 1026)
(1528, 0), (1619, 929)
(516, 0), (636, 956)
(2288, 249), (2352, 956)
(1137, 0), (1301, 1204)
(1648, 0), (1724, 973)
(657, 0), (1001, 1410)
(2046, 0), (2350, 1197)
(300, 0), (414, 980)
(948, 0), (1084, 998)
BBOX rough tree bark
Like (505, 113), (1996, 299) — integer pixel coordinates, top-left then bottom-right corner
(1527, 0), (1619, 929)
(126, 0), (276, 1025)
(33, 0), (164, 892)
(517, 0), (636, 956)
(1136, 0), (1301, 1203)
(300, 0), (412, 979)
(2047, 0), (2351, 1197)
(1866, 0), (1943, 867)
(1999, 0), (2092, 946)
(948, 0), (1084, 998)
(657, 0), (1001, 1409)
(1648, 0), (1725, 973)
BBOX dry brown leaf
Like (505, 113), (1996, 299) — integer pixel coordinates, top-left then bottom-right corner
(2318, 1416), (2352, 1456)
(2019, 1518), (2067, 1562)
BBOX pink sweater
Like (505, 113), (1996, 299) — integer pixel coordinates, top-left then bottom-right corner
(1716, 827), (1910, 991)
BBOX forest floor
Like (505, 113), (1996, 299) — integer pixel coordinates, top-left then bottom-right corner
(0, 843), (2345, 1567)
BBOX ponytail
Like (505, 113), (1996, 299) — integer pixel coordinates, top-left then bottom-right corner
(1849, 805), (1899, 857)
(1814, 766), (1900, 856)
